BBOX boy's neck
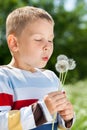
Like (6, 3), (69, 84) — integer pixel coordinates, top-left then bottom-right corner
(8, 58), (37, 73)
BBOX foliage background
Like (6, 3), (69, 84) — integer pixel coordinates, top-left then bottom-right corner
(0, 0), (87, 130)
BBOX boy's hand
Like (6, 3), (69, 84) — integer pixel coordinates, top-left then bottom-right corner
(58, 100), (74, 121)
(44, 91), (68, 115)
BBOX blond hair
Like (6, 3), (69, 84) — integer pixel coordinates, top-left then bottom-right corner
(6, 6), (54, 38)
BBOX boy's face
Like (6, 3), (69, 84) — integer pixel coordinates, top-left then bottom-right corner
(10, 19), (54, 69)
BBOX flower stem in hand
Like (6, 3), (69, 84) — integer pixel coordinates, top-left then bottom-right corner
(52, 113), (57, 130)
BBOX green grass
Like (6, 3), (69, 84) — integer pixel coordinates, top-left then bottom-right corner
(64, 80), (87, 130)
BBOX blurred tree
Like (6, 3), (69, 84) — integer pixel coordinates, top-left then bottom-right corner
(0, 0), (87, 82)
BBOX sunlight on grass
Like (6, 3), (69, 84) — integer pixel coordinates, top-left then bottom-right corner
(65, 80), (87, 130)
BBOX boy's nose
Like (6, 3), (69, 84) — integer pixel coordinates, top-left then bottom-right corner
(44, 47), (47, 51)
(43, 45), (50, 51)
(43, 41), (52, 51)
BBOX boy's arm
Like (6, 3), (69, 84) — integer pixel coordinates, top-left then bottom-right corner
(0, 69), (53, 130)
(39, 100), (75, 129)
(0, 99), (52, 130)
(0, 93), (74, 130)
(0, 74), (49, 130)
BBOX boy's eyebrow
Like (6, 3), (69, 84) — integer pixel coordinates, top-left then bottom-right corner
(33, 33), (54, 38)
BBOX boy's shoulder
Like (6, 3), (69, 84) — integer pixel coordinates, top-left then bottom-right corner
(40, 68), (59, 79)
(41, 69), (60, 86)
(0, 65), (11, 68)
(0, 65), (7, 71)
(0, 65), (11, 79)
(0, 65), (13, 75)
(0, 65), (12, 71)
(40, 68), (54, 74)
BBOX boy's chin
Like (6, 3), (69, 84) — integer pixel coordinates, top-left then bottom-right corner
(37, 63), (47, 69)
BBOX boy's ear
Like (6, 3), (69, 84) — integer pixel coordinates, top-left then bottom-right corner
(7, 34), (19, 52)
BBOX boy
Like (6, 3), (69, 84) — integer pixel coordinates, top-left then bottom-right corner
(0, 6), (74, 130)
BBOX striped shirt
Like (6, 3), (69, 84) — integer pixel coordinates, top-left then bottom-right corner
(0, 65), (70, 130)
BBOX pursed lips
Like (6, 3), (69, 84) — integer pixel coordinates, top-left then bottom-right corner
(42, 56), (49, 61)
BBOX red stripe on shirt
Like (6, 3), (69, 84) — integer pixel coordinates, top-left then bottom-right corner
(12, 99), (38, 110)
(0, 93), (13, 106)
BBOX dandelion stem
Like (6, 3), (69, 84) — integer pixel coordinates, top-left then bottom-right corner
(52, 113), (57, 130)
(60, 72), (63, 84)
(61, 73), (64, 84)
(59, 73), (62, 82)
(62, 71), (68, 86)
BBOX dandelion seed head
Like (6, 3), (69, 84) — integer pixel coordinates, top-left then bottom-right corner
(55, 60), (69, 73)
(57, 54), (68, 61)
(68, 59), (76, 70)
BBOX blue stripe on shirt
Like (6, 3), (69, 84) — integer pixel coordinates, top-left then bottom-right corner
(31, 123), (58, 130)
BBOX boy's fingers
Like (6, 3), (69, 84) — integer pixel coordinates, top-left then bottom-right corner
(47, 91), (66, 100)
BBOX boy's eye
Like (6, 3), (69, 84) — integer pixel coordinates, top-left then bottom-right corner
(34, 39), (42, 41)
(48, 40), (53, 43)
